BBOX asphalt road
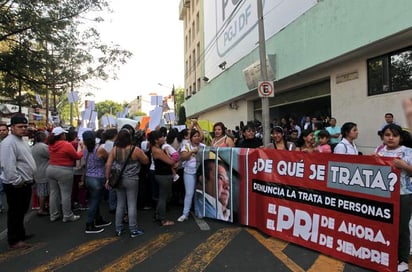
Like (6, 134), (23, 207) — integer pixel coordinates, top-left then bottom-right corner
(0, 200), (376, 271)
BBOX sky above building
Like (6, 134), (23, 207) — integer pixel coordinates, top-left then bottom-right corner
(85, 0), (184, 104)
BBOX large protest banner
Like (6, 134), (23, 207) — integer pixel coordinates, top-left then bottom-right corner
(195, 147), (400, 272)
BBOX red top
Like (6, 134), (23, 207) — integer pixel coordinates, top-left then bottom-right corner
(49, 140), (83, 166)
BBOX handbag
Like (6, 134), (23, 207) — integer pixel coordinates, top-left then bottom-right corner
(80, 152), (90, 187)
(108, 146), (135, 188)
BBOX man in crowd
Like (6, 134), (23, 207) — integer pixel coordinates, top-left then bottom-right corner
(377, 113), (396, 137)
(0, 123), (9, 213)
(0, 114), (36, 249)
(326, 117), (341, 151)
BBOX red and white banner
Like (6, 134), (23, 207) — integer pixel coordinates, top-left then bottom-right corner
(195, 147), (400, 272)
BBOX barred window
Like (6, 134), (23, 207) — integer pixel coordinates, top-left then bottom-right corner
(367, 46), (412, 96)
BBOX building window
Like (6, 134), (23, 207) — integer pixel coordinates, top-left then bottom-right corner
(368, 46), (412, 96)
(192, 21), (195, 40)
(197, 42), (200, 65)
(192, 49), (196, 69)
(196, 12), (199, 33)
(188, 29), (191, 47)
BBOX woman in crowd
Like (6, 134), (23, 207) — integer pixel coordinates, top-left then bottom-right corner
(149, 130), (176, 226)
(82, 130), (111, 234)
(211, 122), (235, 147)
(266, 126), (296, 151)
(297, 129), (317, 153)
(31, 131), (50, 216)
(68, 129), (88, 211)
(374, 124), (412, 272)
(46, 127), (83, 222)
(162, 128), (181, 182)
(105, 129), (149, 237)
(236, 123), (263, 148)
(333, 122), (359, 155)
(177, 129), (205, 222)
(101, 128), (118, 213)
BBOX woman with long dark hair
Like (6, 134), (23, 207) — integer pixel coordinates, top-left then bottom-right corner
(46, 127), (83, 222)
(82, 130), (111, 234)
(178, 129), (205, 222)
(266, 126), (296, 150)
(105, 129), (149, 237)
(211, 122), (234, 147)
(296, 129), (317, 153)
(149, 130), (176, 226)
(374, 124), (412, 271)
(334, 122), (359, 155)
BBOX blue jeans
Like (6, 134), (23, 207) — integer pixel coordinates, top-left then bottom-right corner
(85, 176), (105, 225)
(182, 172), (196, 217)
(115, 177), (139, 232)
(108, 188), (117, 211)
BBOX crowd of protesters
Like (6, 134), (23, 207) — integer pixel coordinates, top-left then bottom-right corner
(1, 111), (412, 271)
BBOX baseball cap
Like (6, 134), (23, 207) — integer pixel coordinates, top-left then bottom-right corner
(52, 126), (68, 136)
(9, 114), (28, 127)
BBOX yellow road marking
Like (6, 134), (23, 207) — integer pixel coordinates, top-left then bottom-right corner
(100, 232), (184, 272)
(170, 227), (241, 272)
(307, 255), (345, 272)
(245, 228), (305, 272)
(30, 237), (117, 272)
(0, 242), (46, 263)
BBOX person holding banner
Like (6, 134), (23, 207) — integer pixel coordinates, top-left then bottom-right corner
(266, 126), (296, 150)
(296, 129), (317, 153)
(177, 129), (205, 222)
(374, 124), (412, 272)
(211, 122), (234, 147)
(235, 123), (263, 148)
(194, 157), (231, 221)
(334, 122), (359, 155)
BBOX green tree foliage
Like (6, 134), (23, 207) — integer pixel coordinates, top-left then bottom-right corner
(0, 0), (132, 111)
(95, 100), (123, 119)
(129, 111), (147, 118)
(174, 87), (185, 122)
(178, 106), (186, 126)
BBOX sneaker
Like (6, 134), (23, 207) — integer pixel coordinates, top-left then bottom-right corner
(95, 220), (112, 228)
(50, 215), (62, 222)
(79, 206), (89, 211)
(173, 174), (180, 182)
(177, 215), (188, 222)
(115, 230), (123, 237)
(85, 225), (104, 234)
(62, 215), (80, 222)
(398, 262), (409, 272)
(130, 229), (144, 238)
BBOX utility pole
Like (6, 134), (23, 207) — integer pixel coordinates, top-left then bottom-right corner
(257, 0), (271, 145)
